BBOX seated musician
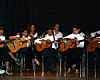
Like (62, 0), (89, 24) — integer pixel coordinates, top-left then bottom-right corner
(29, 24), (38, 39)
(42, 28), (57, 73)
(64, 25), (85, 73)
(34, 27), (62, 73)
(90, 29), (100, 72)
(53, 24), (63, 40)
(28, 24), (40, 70)
(18, 29), (32, 70)
(0, 26), (13, 75)
(0, 26), (6, 66)
(20, 29), (39, 71)
(52, 24), (63, 49)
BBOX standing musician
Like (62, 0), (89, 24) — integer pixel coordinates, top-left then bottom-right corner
(63, 25), (85, 73)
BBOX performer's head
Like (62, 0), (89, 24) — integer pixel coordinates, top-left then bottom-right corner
(53, 24), (60, 31)
(47, 28), (53, 36)
(72, 25), (81, 34)
(0, 26), (4, 36)
(30, 24), (37, 33)
(22, 30), (28, 37)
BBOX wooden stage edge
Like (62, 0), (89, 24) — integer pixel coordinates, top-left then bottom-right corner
(0, 71), (100, 80)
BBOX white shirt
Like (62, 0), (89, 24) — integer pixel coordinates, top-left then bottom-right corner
(64, 32), (85, 48)
(30, 32), (38, 38)
(44, 34), (62, 49)
(22, 36), (31, 40)
(34, 38), (43, 44)
(90, 30), (100, 37)
(90, 30), (100, 44)
(43, 34), (55, 41)
(16, 34), (20, 38)
(0, 35), (5, 41)
(44, 34), (56, 49)
(33, 33), (38, 38)
(54, 32), (63, 40)
(96, 30), (100, 35)
(34, 34), (54, 43)
(34, 32), (63, 49)
(34, 34), (58, 49)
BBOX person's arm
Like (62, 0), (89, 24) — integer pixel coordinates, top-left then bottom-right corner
(0, 36), (5, 41)
(58, 32), (63, 39)
(9, 36), (17, 40)
(63, 34), (74, 39)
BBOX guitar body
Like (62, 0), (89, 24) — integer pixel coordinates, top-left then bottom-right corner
(7, 39), (20, 53)
(19, 40), (28, 49)
(58, 38), (76, 54)
(45, 39), (52, 48)
(7, 38), (29, 54)
(0, 40), (5, 48)
(35, 44), (44, 52)
(35, 39), (52, 52)
(87, 38), (100, 53)
(0, 44), (4, 48)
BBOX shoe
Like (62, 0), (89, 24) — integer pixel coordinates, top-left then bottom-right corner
(34, 59), (40, 66)
(6, 71), (13, 75)
(75, 69), (79, 73)
(0, 69), (5, 74)
(67, 67), (71, 73)
(72, 64), (76, 69)
(32, 58), (40, 66)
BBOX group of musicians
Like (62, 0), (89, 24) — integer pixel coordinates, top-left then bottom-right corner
(0, 24), (99, 75)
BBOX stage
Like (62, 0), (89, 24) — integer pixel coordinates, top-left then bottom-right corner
(0, 71), (100, 80)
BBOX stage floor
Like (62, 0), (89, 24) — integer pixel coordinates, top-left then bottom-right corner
(0, 71), (100, 80)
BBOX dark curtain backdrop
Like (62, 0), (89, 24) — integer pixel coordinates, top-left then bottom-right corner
(1, 0), (97, 36)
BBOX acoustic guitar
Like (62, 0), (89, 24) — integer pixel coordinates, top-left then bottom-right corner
(7, 39), (21, 53)
(7, 38), (30, 53)
(19, 38), (29, 49)
(0, 40), (5, 48)
(35, 39), (52, 52)
(87, 38), (100, 53)
(58, 38), (76, 53)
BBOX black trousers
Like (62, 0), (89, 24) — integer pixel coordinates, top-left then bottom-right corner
(35, 48), (58, 72)
(73, 48), (83, 69)
(61, 48), (83, 69)
(96, 48), (100, 72)
(0, 47), (14, 67)
(60, 50), (74, 69)
(18, 47), (33, 69)
(87, 52), (95, 70)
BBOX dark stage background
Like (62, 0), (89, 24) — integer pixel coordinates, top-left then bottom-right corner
(0, 0), (99, 36)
